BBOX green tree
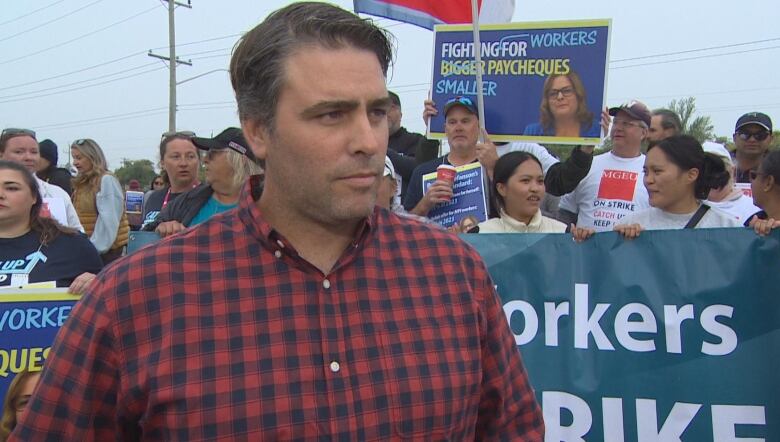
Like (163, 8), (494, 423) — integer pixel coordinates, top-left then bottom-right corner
(667, 97), (715, 143)
(113, 159), (157, 190)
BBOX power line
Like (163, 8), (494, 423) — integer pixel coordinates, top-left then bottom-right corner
(0, 4), (159, 66)
(0, 0), (67, 27)
(611, 37), (780, 63)
(178, 47), (232, 58)
(611, 45), (780, 70)
(0, 62), (160, 100)
(0, 0), (106, 43)
(151, 33), (242, 51)
(0, 51), (147, 92)
(32, 106), (169, 131)
(0, 66), (167, 104)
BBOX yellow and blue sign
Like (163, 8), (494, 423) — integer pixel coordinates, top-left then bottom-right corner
(430, 20), (611, 145)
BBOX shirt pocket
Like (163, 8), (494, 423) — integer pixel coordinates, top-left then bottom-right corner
(378, 306), (482, 439)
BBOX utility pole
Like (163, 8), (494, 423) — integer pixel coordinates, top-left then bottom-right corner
(148, 0), (192, 132)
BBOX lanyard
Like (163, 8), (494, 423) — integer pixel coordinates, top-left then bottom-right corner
(161, 181), (200, 209)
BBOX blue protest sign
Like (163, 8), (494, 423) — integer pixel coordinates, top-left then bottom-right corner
(422, 162), (488, 227)
(430, 20), (611, 145)
(0, 290), (79, 412)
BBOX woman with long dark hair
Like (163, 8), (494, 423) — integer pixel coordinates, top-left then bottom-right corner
(477, 151), (566, 233)
(572, 135), (741, 241)
(0, 160), (101, 291)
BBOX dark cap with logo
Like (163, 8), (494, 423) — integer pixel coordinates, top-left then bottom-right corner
(735, 112), (772, 132)
(191, 127), (257, 162)
(608, 100), (651, 128)
(443, 96), (479, 118)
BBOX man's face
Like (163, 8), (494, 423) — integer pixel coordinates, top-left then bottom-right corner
(387, 102), (402, 135)
(245, 45), (389, 226)
(445, 106), (479, 153)
(648, 115), (675, 143)
(610, 110), (647, 152)
(1, 136), (40, 172)
(734, 123), (772, 157)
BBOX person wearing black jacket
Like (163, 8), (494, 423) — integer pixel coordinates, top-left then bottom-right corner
(143, 128), (263, 237)
(35, 139), (72, 195)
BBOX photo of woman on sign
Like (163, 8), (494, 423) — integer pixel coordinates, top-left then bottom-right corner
(523, 71), (601, 138)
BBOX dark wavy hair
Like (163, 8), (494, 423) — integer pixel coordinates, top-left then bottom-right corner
(230, 2), (394, 131)
(648, 135), (730, 200)
(539, 71), (593, 133)
(758, 150), (780, 184)
(491, 151), (544, 210)
(0, 160), (76, 245)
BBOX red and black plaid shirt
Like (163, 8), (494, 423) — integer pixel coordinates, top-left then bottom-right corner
(12, 179), (543, 441)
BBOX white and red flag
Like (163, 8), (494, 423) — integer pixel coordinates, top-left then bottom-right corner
(353, 0), (515, 30)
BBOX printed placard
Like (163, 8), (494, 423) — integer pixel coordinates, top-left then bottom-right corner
(430, 20), (611, 145)
(422, 162), (488, 227)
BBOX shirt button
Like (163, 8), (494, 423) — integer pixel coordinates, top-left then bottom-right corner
(274, 250), (282, 258)
(329, 361), (340, 373)
(322, 279), (331, 289)
(276, 240), (285, 248)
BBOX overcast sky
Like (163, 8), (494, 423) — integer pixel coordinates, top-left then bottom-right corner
(1, 0), (778, 170)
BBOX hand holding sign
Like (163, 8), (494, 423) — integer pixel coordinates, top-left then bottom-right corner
(476, 128), (499, 178)
(422, 99), (438, 127)
(419, 180), (455, 214)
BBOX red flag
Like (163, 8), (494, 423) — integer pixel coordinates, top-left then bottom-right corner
(354, 0), (514, 30)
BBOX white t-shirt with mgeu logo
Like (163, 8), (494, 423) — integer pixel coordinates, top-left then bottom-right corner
(559, 151), (650, 232)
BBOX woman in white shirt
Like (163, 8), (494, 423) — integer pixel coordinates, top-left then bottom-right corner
(477, 151), (566, 233)
(572, 135), (741, 241)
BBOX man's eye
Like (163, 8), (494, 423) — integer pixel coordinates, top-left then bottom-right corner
(370, 108), (388, 118)
(321, 111), (344, 121)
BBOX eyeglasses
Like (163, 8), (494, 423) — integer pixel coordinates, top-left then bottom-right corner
(749, 170), (766, 181)
(547, 87), (575, 99)
(1, 128), (36, 139)
(161, 130), (196, 139)
(736, 130), (770, 142)
(205, 149), (226, 160)
(445, 96), (474, 107)
(612, 119), (645, 130)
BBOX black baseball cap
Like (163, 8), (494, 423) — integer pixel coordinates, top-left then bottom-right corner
(191, 127), (257, 162)
(735, 112), (772, 132)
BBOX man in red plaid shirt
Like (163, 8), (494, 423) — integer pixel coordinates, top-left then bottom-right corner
(12, 3), (544, 440)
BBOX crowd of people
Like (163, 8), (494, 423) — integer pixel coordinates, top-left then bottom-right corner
(0, 2), (777, 439)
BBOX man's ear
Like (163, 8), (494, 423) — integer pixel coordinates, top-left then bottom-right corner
(241, 120), (270, 161)
(765, 175), (776, 193)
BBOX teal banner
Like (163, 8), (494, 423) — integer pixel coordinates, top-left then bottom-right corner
(463, 229), (778, 441)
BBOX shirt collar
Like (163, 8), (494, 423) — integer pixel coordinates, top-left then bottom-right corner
(237, 175), (376, 253)
(499, 208), (542, 230)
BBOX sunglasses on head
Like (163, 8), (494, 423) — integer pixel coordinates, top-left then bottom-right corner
(736, 130), (770, 142)
(1, 128), (36, 139)
(73, 138), (94, 146)
(161, 130), (196, 139)
(446, 96), (474, 107)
